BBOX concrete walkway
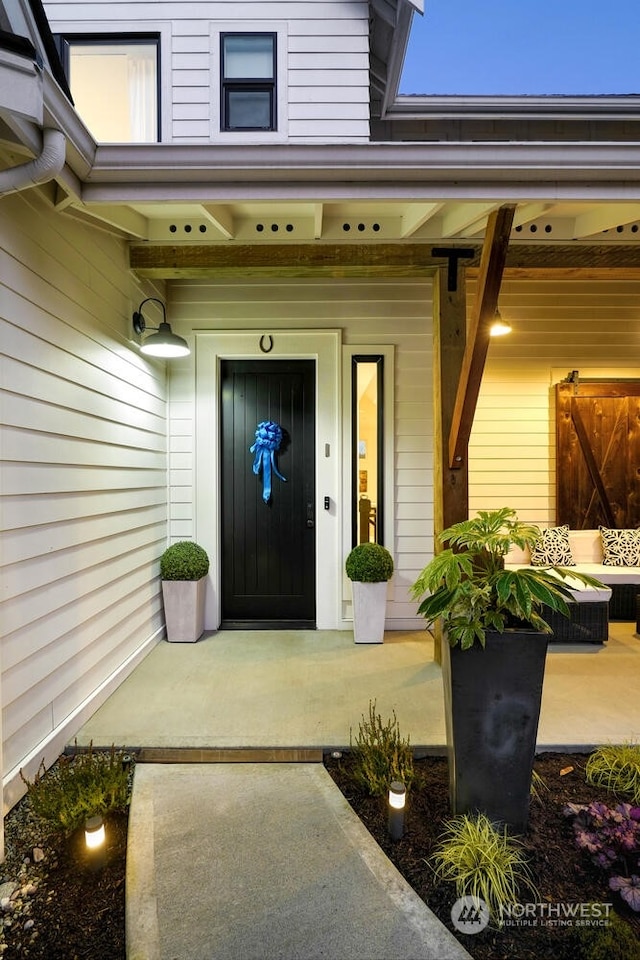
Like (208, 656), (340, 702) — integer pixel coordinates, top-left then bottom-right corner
(126, 763), (471, 960)
(81, 626), (640, 959)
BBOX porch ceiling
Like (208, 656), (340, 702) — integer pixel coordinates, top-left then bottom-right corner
(58, 195), (640, 257)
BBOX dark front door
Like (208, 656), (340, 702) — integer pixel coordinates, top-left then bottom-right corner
(220, 359), (316, 627)
(556, 380), (640, 529)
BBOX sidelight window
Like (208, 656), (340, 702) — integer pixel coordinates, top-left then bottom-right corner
(352, 356), (384, 546)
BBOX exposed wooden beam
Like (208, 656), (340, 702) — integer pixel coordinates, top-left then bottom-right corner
(129, 242), (479, 278)
(130, 240), (640, 281)
(448, 204), (516, 469)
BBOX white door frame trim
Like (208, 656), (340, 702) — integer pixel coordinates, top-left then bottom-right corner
(194, 329), (342, 630)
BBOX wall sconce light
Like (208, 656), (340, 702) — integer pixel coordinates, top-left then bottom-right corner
(388, 780), (406, 840)
(132, 298), (190, 358)
(490, 310), (512, 337)
(85, 815), (106, 851)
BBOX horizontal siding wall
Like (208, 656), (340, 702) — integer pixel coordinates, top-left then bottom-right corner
(43, 1), (371, 143)
(469, 278), (640, 526)
(167, 277), (433, 628)
(0, 190), (168, 809)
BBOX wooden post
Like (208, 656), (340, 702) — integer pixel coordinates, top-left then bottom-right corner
(432, 266), (469, 663)
(448, 205), (515, 468)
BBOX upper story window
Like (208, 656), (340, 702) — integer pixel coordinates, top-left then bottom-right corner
(221, 33), (276, 131)
(56, 34), (159, 142)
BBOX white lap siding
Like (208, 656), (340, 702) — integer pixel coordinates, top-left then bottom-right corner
(42, 1), (371, 143)
(0, 190), (168, 809)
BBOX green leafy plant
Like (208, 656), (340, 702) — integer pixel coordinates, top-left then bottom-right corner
(20, 744), (134, 837)
(410, 507), (604, 650)
(345, 542), (394, 582)
(350, 699), (416, 796)
(429, 811), (537, 923)
(160, 541), (209, 580)
(573, 907), (640, 960)
(586, 743), (640, 804)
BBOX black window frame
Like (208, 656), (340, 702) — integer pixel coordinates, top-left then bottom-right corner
(220, 32), (277, 132)
(351, 355), (385, 548)
(53, 32), (162, 143)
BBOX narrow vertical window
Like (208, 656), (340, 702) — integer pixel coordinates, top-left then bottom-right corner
(221, 33), (276, 131)
(61, 36), (159, 143)
(352, 356), (384, 546)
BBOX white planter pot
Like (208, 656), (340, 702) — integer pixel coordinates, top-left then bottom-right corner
(161, 577), (207, 642)
(351, 581), (387, 643)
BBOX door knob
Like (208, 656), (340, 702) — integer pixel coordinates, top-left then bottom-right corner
(306, 502), (314, 528)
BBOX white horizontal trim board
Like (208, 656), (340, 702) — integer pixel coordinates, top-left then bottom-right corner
(2, 427), (165, 468)
(2, 526), (166, 600)
(469, 272), (640, 521)
(1, 488), (167, 531)
(0, 462), (167, 496)
(2, 188), (168, 816)
(2, 355), (165, 429)
(43, 2), (369, 20)
(2, 503), (166, 568)
(2, 541), (163, 638)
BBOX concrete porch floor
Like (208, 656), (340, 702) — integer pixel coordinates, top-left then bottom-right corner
(76, 624), (640, 752)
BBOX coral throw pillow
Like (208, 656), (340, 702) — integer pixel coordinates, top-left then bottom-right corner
(599, 526), (640, 566)
(530, 525), (575, 566)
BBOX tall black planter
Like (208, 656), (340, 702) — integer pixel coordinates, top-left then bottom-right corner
(441, 629), (549, 834)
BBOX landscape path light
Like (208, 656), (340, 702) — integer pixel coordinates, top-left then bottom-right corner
(85, 815), (106, 851)
(388, 780), (406, 840)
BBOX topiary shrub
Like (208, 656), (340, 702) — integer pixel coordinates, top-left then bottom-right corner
(160, 541), (209, 581)
(345, 542), (394, 582)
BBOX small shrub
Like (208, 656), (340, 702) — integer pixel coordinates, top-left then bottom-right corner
(160, 541), (210, 580)
(350, 699), (415, 796)
(20, 744), (134, 838)
(429, 812), (536, 924)
(573, 908), (640, 960)
(345, 543), (394, 582)
(586, 743), (640, 804)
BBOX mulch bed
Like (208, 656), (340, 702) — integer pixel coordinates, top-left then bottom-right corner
(2, 751), (639, 959)
(324, 751), (640, 960)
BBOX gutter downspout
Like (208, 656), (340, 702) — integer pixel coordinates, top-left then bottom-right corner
(0, 127), (66, 198)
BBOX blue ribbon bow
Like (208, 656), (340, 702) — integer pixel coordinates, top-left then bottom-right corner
(250, 420), (287, 503)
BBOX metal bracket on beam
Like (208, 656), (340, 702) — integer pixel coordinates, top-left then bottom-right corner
(431, 247), (476, 292)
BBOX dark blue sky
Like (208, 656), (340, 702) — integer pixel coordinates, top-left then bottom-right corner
(400, 1), (640, 95)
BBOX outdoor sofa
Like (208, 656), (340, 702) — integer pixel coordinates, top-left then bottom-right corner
(505, 526), (640, 643)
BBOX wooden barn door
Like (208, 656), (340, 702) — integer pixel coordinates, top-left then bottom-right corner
(220, 359), (316, 628)
(556, 380), (640, 529)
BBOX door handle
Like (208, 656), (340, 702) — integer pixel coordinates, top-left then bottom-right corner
(306, 502), (314, 528)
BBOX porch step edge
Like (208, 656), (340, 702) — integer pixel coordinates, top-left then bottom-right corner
(136, 746), (324, 763)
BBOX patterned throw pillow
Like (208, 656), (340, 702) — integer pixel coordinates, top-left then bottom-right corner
(599, 526), (640, 566)
(530, 525), (575, 566)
